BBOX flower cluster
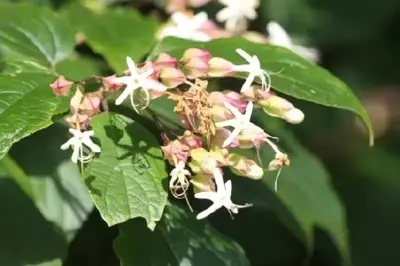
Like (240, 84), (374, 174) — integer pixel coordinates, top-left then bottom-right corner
(50, 46), (304, 219)
(161, 0), (319, 62)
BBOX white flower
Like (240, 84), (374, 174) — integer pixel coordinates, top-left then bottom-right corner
(195, 168), (251, 219)
(232, 48), (271, 93)
(114, 56), (166, 112)
(159, 12), (211, 42)
(169, 161), (191, 192)
(61, 129), (101, 163)
(266, 21), (320, 62)
(216, 0), (259, 33)
(215, 101), (264, 148)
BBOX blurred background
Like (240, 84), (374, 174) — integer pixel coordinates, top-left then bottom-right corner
(2, 0), (400, 265)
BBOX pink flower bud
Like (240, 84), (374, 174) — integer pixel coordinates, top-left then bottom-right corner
(161, 140), (190, 165)
(209, 91), (247, 112)
(65, 113), (89, 130)
(228, 154), (264, 180)
(49, 76), (73, 97)
(258, 95), (304, 124)
(155, 53), (178, 70)
(208, 57), (235, 77)
(210, 128), (239, 149)
(138, 61), (159, 79)
(181, 48), (211, 64)
(70, 90), (101, 117)
(103, 75), (124, 93)
(159, 67), (186, 88)
(178, 130), (203, 149)
(211, 105), (234, 122)
(184, 57), (210, 79)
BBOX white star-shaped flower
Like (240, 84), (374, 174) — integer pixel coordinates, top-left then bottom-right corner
(169, 161), (191, 191)
(266, 21), (320, 63)
(232, 48), (271, 93)
(61, 129), (101, 163)
(195, 168), (251, 219)
(216, 0), (259, 33)
(159, 12), (211, 42)
(114, 56), (166, 112)
(215, 101), (264, 148)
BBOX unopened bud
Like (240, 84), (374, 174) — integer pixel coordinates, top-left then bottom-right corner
(181, 48), (211, 64)
(190, 173), (215, 193)
(161, 139), (190, 165)
(189, 148), (218, 174)
(210, 128), (239, 149)
(184, 57), (210, 79)
(70, 90), (101, 117)
(50, 76), (73, 97)
(65, 113), (89, 130)
(228, 154), (264, 180)
(155, 53), (178, 69)
(208, 57), (235, 77)
(211, 104), (234, 122)
(178, 130), (203, 149)
(258, 96), (304, 124)
(138, 62), (158, 79)
(284, 108), (304, 124)
(159, 67), (186, 88)
(103, 75), (124, 93)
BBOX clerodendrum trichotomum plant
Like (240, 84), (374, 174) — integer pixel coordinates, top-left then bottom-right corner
(52, 47), (303, 219)
(0, 0), (375, 265)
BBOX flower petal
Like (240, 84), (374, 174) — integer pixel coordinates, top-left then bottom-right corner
(240, 72), (256, 93)
(115, 84), (135, 105)
(244, 101), (253, 121)
(71, 144), (80, 163)
(196, 203), (221, 219)
(236, 48), (253, 63)
(223, 127), (241, 148)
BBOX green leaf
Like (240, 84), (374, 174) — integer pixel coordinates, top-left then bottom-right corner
(9, 123), (94, 241)
(55, 54), (102, 81)
(0, 72), (68, 160)
(0, 172), (67, 266)
(114, 204), (250, 266)
(85, 113), (168, 229)
(149, 37), (373, 145)
(0, 154), (34, 200)
(0, 3), (75, 69)
(65, 5), (159, 73)
(233, 116), (349, 261)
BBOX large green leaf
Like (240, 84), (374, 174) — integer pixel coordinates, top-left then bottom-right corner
(85, 113), (167, 229)
(148, 37), (373, 145)
(114, 204), (250, 266)
(65, 5), (159, 73)
(0, 73), (68, 160)
(9, 123), (94, 241)
(0, 3), (75, 69)
(0, 3), (80, 160)
(0, 171), (67, 266)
